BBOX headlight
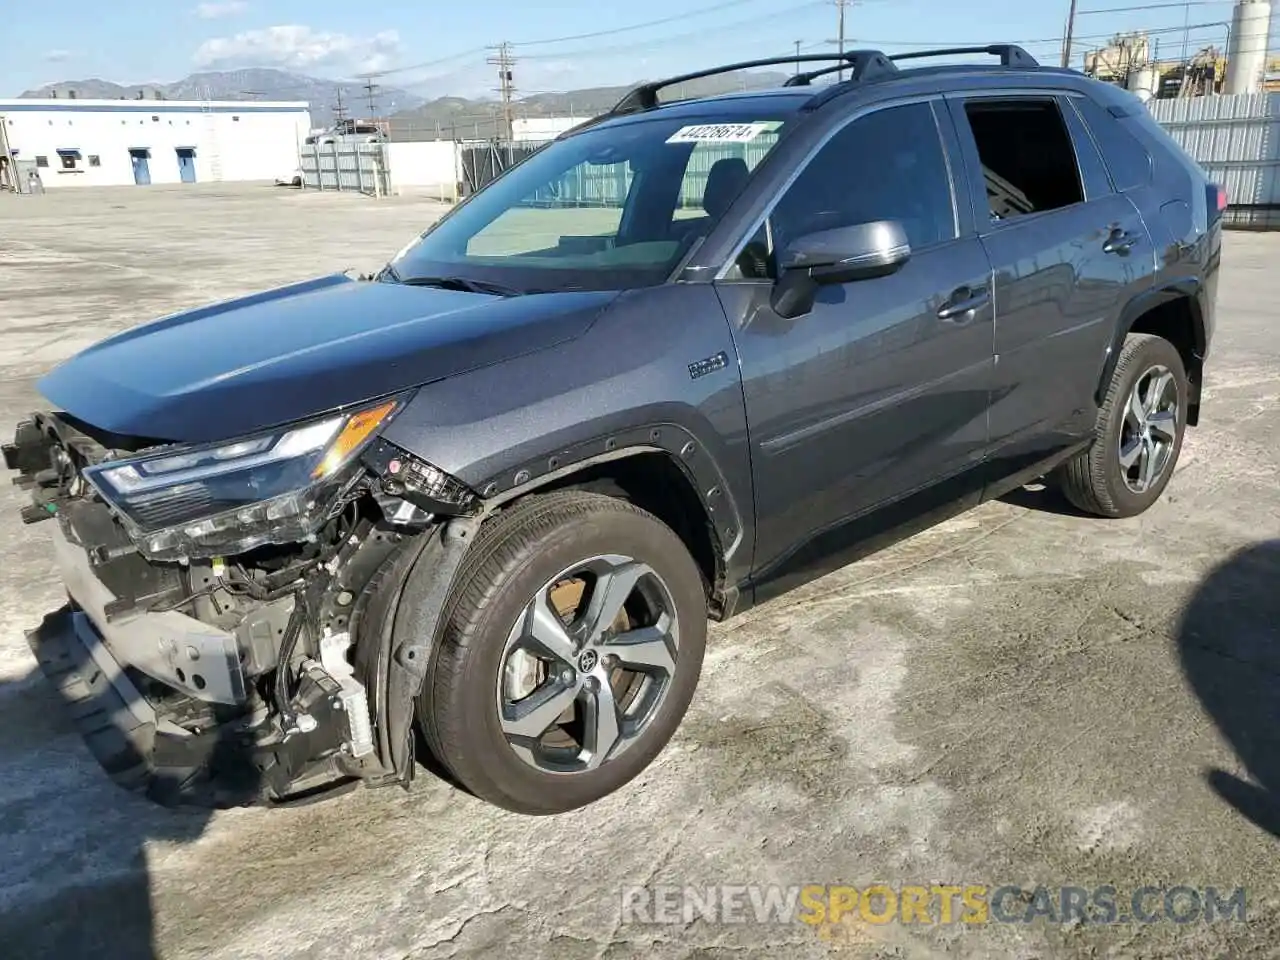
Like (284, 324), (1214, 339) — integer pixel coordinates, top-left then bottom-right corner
(84, 397), (404, 561)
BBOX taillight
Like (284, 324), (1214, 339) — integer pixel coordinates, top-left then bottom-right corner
(1208, 183), (1228, 217)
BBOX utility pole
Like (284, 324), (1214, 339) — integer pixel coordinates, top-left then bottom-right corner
(795, 40), (803, 75)
(828, 0), (851, 82)
(332, 87), (348, 127)
(1061, 0), (1079, 68)
(488, 41), (517, 142)
(362, 76), (380, 119)
(1180, 0), (1192, 64)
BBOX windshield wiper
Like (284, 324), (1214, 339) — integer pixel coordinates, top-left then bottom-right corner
(396, 275), (524, 297)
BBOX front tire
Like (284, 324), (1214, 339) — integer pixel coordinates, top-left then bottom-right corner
(1058, 332), (1189, 518)
(417, 490), (707, 814)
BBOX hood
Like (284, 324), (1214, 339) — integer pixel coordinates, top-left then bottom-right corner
(38, 274), (617, 444)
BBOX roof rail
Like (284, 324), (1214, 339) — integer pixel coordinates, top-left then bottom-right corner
(570, 43), (1043, 135)
(783, 50), (898, 87)
(887, 44), (1039, 68)
(799, 43), (1042, 112)
(607, 51), (885, 116)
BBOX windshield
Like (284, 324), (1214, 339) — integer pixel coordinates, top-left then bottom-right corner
(387, 114), (788, 293)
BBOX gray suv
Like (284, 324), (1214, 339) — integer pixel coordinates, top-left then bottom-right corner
(6, 45), (1221, 813)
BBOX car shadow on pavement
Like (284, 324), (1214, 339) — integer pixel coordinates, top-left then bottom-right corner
(1176, 539), (1280, 837)
(0, 664), (219, 959)
(999, 481), (1093, 517)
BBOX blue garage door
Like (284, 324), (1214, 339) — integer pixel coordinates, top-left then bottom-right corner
(176, 147), (196, 183)
(129, 148), (151, 185)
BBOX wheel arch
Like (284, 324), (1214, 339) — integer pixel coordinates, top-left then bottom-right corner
(476, 436), (744, 620)
(1101, 280), (1206, 426)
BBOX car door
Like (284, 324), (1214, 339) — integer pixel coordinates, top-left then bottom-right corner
(945, 93), (1155, 477)
(712, 98), (996, 586)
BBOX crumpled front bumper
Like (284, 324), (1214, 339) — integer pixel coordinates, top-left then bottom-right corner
(31, 516), (357, 807)
(26, 606), (262, 807)
(49, 517), (247, 705)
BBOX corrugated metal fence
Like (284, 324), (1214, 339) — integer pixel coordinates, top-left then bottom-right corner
(1149, 93), (1280, 229)
(300, 141), (391, 196)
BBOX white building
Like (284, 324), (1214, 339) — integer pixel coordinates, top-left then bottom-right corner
(0, 98), (311, 189)
(512, 116), (590, 142)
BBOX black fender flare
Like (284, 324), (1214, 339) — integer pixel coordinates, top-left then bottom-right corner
(352, 517), (477, 785)
(360, 431), (750, 781)
(472, 423), (749, 576)
(1096, 278), (1207, 411)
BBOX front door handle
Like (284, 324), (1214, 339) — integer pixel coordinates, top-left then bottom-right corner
(937, 286), (991, 322)
(1103, 227), (1139, 255)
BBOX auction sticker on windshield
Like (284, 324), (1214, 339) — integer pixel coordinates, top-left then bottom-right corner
(666, 123), (773, 144)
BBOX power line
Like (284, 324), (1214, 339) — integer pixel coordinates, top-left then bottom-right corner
(849, 18), (1233, 49)
(510, 0), (767, 47)
(353, 0), (838, 80)
(518, 2), (826, 60)
(1077, 1), (1231, 14)
(362, 77), (380, 117)
(356, 47), (489, 80)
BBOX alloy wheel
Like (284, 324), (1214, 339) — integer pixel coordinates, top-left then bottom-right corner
(496, 554), (680, 774)
(1118, 363), (1180, 494)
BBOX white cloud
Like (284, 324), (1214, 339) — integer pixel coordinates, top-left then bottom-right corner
(44, 49), (71, 63)
(193, 25), (400, 74)
(195, 1), (248, 18)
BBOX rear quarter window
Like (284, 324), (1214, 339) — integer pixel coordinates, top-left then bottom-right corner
(1071, 95), (1153, 192)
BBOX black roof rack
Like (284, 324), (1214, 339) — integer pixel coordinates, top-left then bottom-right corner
(887, 44), (1039, 68)
(784, 50), (897, 87)
(583, 43), (1042, 131)
(786, 44), (1039, 88)
(799, 44), (1041, 112)
(607, 51), (891, 116)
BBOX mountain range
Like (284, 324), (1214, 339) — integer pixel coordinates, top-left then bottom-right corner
(21, 66), (795, 137)
(19, 68), (426, 124)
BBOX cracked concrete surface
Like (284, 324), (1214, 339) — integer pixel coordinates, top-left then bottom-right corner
(1, 185), (1279, 959)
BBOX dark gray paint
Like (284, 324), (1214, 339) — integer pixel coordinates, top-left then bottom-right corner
(714, 234), (994, 578)
(380, 283), (757, 582)
(31, 63), (1221, 615)
(940, 92), (1158, 466)
(37, 274), (617, 443)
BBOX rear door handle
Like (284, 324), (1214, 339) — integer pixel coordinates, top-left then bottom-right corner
(1103, 228), (1139, 255)
(937, 286), (991, 321)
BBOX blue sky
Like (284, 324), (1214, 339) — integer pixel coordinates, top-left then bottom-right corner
(7, 0), (1267, 100)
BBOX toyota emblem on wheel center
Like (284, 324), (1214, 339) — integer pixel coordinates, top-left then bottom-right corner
(578, 649), (599, 672)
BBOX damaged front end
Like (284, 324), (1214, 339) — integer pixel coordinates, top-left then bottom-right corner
(4, 399), (476, 807)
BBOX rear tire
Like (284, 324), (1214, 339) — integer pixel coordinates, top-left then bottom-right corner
(1058, 333), (1188, 518)
(417, 490), (707, 814)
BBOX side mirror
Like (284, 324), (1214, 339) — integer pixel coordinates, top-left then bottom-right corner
(772, 221), (912, 319)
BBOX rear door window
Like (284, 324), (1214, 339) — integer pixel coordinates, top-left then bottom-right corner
(960, 98), (1085, 222)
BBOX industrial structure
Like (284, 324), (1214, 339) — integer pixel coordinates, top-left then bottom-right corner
(0, 98), (310, 190)
(1082, 0), (1276, 100)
